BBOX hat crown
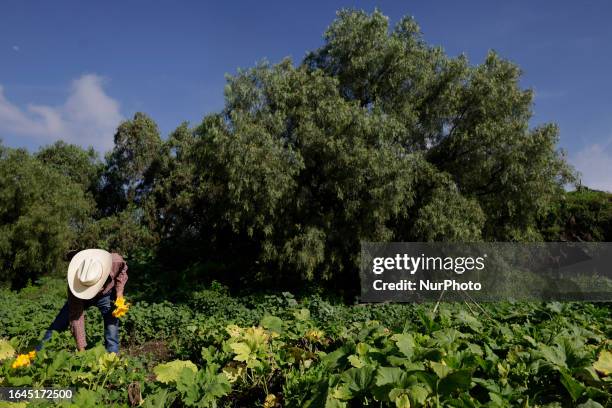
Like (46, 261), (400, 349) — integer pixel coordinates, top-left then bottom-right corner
(76, 258), (103, 286)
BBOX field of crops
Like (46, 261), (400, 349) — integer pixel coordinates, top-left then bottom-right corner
(0, 278), (611, 407)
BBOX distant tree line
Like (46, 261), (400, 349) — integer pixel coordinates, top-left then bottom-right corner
(0, 10), (608, 291)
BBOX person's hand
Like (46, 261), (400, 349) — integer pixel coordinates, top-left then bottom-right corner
(112, 297), (130, 318)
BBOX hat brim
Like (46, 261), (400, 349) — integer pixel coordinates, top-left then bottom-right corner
(67, 249), (112, 299)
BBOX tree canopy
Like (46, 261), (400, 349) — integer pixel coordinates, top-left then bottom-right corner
(0, 147), (93, 287)
(0, 9), (591, 290)
(141, 9), (571, 287)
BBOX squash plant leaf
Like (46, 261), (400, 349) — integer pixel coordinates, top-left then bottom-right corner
(153, 360), (197, 384)
(0, 339), (15, 360)
(592, 350), (612, 376)
(438, 369), (473, 396)
(261, 315), (283, 333)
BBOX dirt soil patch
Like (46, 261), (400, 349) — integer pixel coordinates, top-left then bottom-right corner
(126, 340), (172, 362)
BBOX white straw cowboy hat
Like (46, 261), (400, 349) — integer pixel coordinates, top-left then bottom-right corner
(67, 249), (113, 299)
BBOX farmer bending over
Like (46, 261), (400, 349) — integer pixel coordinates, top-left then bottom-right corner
(36, 249), (129, 353)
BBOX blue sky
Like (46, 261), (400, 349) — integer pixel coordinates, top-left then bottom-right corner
(1, 1), (611, 190)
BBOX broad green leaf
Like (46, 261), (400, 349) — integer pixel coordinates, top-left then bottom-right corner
(559, 370), (585, 401)
(389, 388), (406, 400)
(389, 384), (429, 406)
(523, 335), (537, 347)
(387, 355), (409, 367)
(585, 385), (609, 400)
(71, 371), (94, 382)
(230, 342), (252, 362)
(438, 369), (472, 396)
(577, 400), (604, 408)
(593, 350), (612, 376)
(294, 308), (311, 321)
(7, 376), (32, 386)
(538, 344), (567, 368)
(356, 342), (369, 356)
(153, 360), (197, 384)
(0, 340), (15, 360)
(575, 366), (601, 383)
(72, 388), (100, 407)
(143, 389), (174, 408)
(303, 381), (332, 408)
(409, 371), (438, 390)
(488, 392), (504, 406)
(407, 385), (429, 405)
(341, 366), (376, 393)
(395, 393), (410, 408)
(204, 374), (232, 399)
(330, 385), (352, 401)
(348, 355), (365, 368)
(392, 333), (415, 359)
(325, 395), (348, 408)
(322, 345), (352, 370)
(432, 329), (463, 348)
(47, 350), (70, 378)
(98, 352), (121, 372)
(376, 366), (405, 386)
(248, 358), (264, 370)
(546, 302), (564, 314)
(455, 310), (483, 333)
(430, 361), (450, 379)
(421, 349), (445, 362)
(466, 343), (483, 356)
(261, 315), (283, 333)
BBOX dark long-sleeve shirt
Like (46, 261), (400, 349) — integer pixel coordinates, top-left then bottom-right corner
(68, 253), (128, 350)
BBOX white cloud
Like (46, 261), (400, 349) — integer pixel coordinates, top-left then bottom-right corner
(0, 74), (122, 152)
(572, 140), (612, 193)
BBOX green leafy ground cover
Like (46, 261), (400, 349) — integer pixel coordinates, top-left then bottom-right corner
(0, 278), (610, 407)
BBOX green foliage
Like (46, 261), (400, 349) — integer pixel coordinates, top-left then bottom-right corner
(141, 123), (198, 243)
(153, 360), (197, 384)
(0, 7), (608, 408)
(0, 147), (93, 287)
(175, 363), (231, 407)
(0, 8), (585, 290)
(135, 9), (573, 288)
(307, 9), (573, 241)
(593, 351), (612, 376)
(0, 339), (15, 360)
(35, 141), (102, 194)
(99, 112), (163, 215)
(82, 204), (158, 259)
(540, 187), (612, 241)
(1, 279), (611, 406)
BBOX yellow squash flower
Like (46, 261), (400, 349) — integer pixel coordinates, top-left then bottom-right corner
(305, 329), (325, 343)
(12, 353), (32, 369)
(263, 394), (277, 408)
(112, 297), (131, 318)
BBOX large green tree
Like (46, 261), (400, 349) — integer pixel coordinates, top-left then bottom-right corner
(153, 9), (570, 288)
(0, 147), (93, 287)
(99, 112), (163, 215)
(35, 141), (102, 195)
(45, 9), (571, 290)
(306, 9), (572, 240)
(539, 187), (612, 242)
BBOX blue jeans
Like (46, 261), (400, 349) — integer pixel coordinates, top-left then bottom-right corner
(37, 291), (120, 353)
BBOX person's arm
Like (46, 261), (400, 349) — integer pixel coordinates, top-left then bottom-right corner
(68, 292), (87, 351)
(114, 260), (128, 299)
